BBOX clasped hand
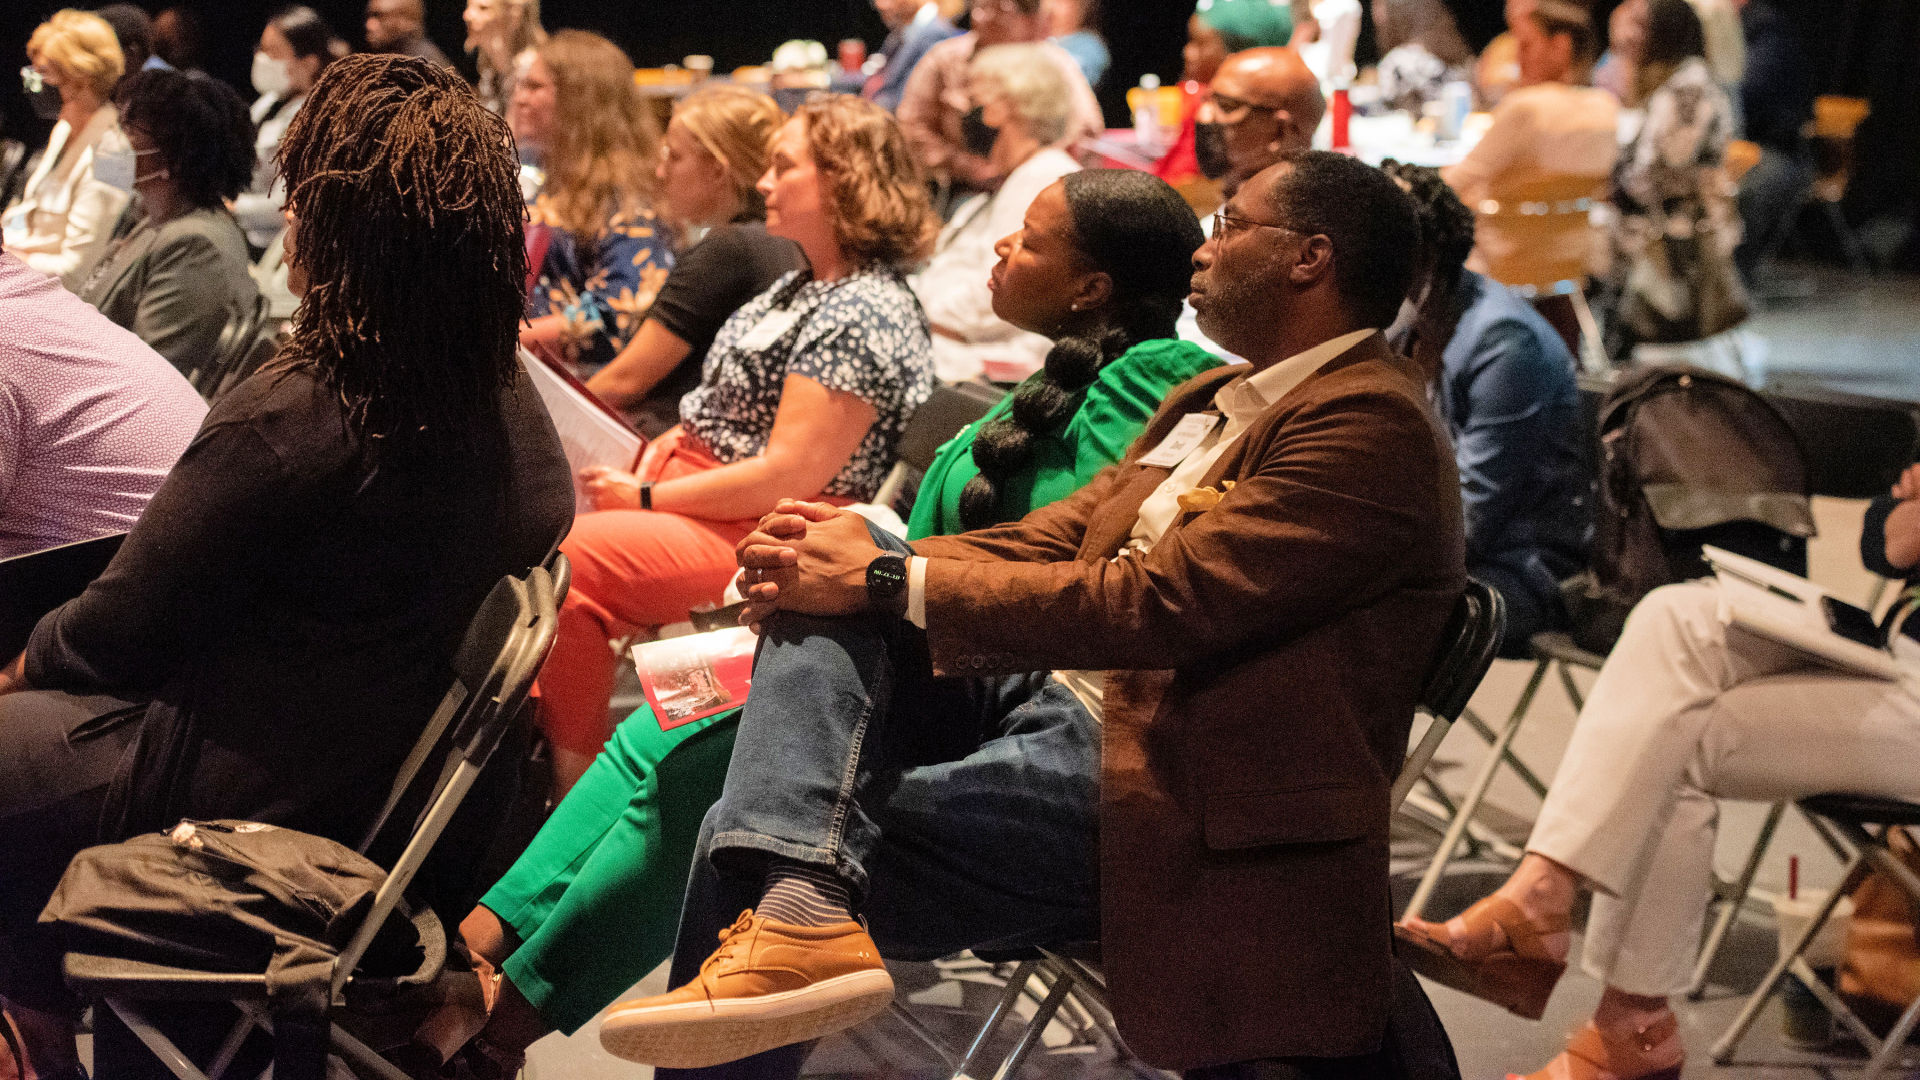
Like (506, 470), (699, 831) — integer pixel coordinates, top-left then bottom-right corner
(735, 500), (888, 631)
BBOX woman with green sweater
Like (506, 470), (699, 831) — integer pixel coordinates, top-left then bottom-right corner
(416, 170), (1219, 1072)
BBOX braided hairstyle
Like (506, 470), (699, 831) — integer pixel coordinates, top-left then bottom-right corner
(1380, 158), (1475, 297)
(957, 170), (1204, 530)
(274, 54), (526, 456)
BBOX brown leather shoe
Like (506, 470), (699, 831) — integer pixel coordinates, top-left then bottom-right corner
(598, 909), (894, 1068)
(1507, 1015), (1684, 1080)
(1397, 895), (1569, 1020)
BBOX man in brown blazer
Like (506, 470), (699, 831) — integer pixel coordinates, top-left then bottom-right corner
(599, 151), (1468, 1078)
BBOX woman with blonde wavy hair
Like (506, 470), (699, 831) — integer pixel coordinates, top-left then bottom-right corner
(394, 97), (935, 1076)
(511, 29), (674, 372)
(584, 85), (806, 435)
(3, 9), (129, 286)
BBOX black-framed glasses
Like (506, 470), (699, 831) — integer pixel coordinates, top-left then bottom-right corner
(1204, 90), (1287, 121)
(1210, 208), (1303, 242)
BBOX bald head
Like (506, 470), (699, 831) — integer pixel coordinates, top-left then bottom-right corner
(1194, 47), (1326, 193)
(365, 0), (425, 49)
(1224, 48), (1325, 140)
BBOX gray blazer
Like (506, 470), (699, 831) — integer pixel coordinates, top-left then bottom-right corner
(79, 207), (260, 381)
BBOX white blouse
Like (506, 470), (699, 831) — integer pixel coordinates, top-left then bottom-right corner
(1, 105), (131, 289)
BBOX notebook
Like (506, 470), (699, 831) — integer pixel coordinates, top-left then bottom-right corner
(1704, 545), (1900, 680)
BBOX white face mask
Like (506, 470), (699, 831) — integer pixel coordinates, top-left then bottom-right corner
(252, 52), (293, 99)
(93, 145), (136, 193)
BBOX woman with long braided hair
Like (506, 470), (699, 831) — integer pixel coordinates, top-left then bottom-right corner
(0, 54), (571, 1077)
(910, 168), (1221, 537)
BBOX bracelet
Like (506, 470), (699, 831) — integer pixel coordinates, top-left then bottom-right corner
(639, 481), (654, 511)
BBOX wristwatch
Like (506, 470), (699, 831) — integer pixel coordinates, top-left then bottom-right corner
(866, 554), (909, 614)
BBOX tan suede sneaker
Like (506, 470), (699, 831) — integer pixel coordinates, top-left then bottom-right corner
(598, 909), (895, 1068)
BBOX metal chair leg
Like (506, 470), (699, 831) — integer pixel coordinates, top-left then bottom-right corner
(952, 959), (1041, 1080)
(888, 1002), (962, 1069)
(1685, 800), (1786, 999)
(1569, 285), (1608, 373)
(1459, 705), (1550, 799)
(988, 969), (1076, 1080)
(1862, 986), (1920, 1080)
(105, 998), (215, 1080)
(1711, 849), (1866, 1063)
(1403, 658), (1550, 921)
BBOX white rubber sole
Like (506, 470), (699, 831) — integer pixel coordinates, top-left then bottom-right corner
(598, 969), (897, 1068)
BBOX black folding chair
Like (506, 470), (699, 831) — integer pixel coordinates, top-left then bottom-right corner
(1711, 795), (1920, 1078)
(872, 381), (1008, 517)
(890, 581), (1505, 1080)
(187, 295), (283, 402)
(61, 556), (568, 1080)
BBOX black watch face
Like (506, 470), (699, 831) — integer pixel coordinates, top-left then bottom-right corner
(868, 555), (908, 598)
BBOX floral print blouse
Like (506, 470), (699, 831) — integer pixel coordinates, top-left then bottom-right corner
(526, 193), (675, 374)
(679, 267), (935, 501)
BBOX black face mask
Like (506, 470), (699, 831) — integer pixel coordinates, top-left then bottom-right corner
(26, 79), (62, 120)
(961, 106), (999, 157)
(1194, 121), (1232, 181)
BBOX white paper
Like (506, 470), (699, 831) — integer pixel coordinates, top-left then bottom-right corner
(1138, 413), (1221, 469)
(521, 349), (643, 514)
(734, 309), (803, 353)
(1704, 545), (1900, 680)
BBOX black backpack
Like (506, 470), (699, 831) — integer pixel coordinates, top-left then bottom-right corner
(1568, 364), (1815, 652)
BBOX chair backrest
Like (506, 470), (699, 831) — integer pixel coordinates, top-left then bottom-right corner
(333, 553), (565, 996)
(872, 381), (1008, 512)
(1760, 385), (1920, 500)
(1391, 579), (1506, 811)
(187, 294), (266, 396)
(1474, 173), (1607, 293)
(207, 315), (284, 402)
(0, 138), (28, 208)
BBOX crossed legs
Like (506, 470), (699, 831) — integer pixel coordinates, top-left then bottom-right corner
(1404, 582), (1920, 1076)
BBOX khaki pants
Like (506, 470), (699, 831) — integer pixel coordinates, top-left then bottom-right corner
(1529, 581), (1920, 996)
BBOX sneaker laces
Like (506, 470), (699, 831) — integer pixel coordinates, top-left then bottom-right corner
(700, 909), (759, 977)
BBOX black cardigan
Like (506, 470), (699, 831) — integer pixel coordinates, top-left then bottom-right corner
(26, 362), (573, 843)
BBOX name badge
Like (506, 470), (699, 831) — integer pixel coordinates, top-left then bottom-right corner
(734, 309), (803, 352)
(1137, 412), (1221, 468)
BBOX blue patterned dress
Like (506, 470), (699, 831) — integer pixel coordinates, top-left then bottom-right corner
(526, 194), (676, 374)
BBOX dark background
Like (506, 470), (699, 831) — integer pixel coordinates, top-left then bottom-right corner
(3, 0), (1917, 266)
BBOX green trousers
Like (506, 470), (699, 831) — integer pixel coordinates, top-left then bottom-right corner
(480, 705), (739, 1034)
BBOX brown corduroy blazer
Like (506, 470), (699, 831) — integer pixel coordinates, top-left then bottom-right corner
(910, 333), (1466, 1069)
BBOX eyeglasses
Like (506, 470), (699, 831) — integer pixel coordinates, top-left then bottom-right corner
(1210, 208), (1303, 242)
(1203, 90), (1288, 122)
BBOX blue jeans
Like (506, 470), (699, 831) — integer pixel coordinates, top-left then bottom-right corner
(659, 523), (1100, 1080)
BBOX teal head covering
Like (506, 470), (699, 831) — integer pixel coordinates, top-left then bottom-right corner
(1195, 0), (1295, 50)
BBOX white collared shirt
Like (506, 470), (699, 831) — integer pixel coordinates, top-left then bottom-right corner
(905, 328), (1377, 719)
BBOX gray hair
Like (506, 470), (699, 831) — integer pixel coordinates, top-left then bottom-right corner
(969, 43), (1074, 147)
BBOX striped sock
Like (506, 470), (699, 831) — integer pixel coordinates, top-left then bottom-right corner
(757, 861), (854, 927)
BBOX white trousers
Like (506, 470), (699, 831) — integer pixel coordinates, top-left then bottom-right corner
(1527, 581), (1920, 996)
